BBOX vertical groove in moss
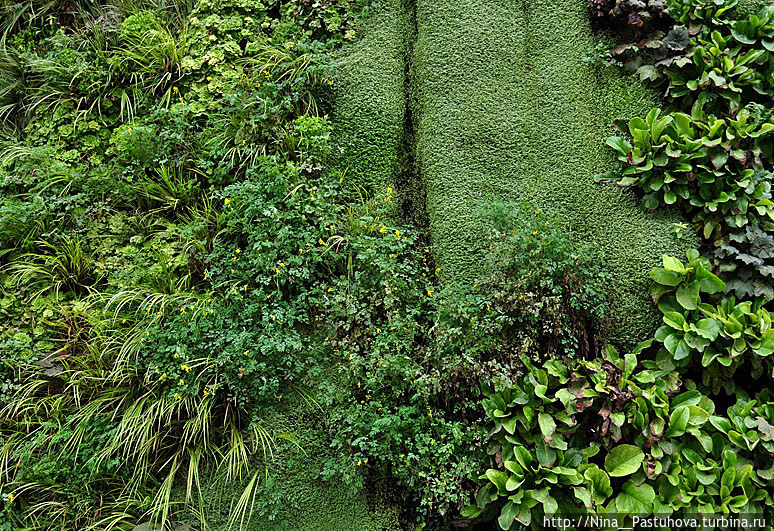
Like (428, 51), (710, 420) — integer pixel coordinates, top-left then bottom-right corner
(394, 0), (430, 231)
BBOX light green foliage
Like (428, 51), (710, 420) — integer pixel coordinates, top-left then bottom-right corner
(651, 250), (774, 392)
(331, 0), (409, 192)
(466, 342), (774, 529)
(602, 106), (774, 236)
(600, 2), (774, 300)
(412, 0), (694, 347)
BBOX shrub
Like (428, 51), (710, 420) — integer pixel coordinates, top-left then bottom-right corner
(465, 336), (774, 528)
(331, 201), (617, 525)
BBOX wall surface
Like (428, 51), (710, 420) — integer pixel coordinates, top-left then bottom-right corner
(413, 0), (696, 346)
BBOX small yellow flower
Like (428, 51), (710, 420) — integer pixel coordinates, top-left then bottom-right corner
(7, 493), (14, 502)
(179, 378), (184, 385)
(172, 86), (179, 93)
(224, 198), (231, 206)
(386, 187), (393, 194)
(244, 350), (250, 356)
(159, 373), (167, 381)
(181, 364), (191, 373)
(394, 230), (401, 237)
(348, 355), (354, 361)
(235, 248), (241, 254)
(174, 353), (179, 359)
(532, 230), (538, 236)
(206, 76), (212, 81)
(278, 262), (286, 268)
(427, 289), (433, 297)
(400, 453), (405, 458)
(357, 382), (361, 388)
(174, 393), (181, 400)
(357, 460), (362, 466)
(327, 287), (333, 292)
(121, 319), (127, 324)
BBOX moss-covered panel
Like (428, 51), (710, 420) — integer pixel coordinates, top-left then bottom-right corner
(413, 0), (697, 347)
(331, 0), (410, 193)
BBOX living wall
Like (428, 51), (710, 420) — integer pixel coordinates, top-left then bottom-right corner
(412, 0), (694, 348)
(0, 0), (773, 530)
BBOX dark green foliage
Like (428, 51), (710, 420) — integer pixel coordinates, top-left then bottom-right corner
(716, 218), (774, 298)
(588, 0), (670, 33)
(663, 25), (774, 112)
(476, 202), (614, 360)
(0, 1), (405, 529)
(331, 200), (618, 525)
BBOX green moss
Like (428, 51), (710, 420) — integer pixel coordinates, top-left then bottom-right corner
(734, 0), (772, 16)
(331, 0), (410, 193)
(412, 0), (697, 347)
(171, 394), (402, 530)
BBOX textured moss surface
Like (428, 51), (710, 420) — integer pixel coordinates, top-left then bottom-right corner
(172, 394), (402, 531)
(736, 0), (772, 15)
(413, 0), (697, 347)
(331, 0), (409, 193)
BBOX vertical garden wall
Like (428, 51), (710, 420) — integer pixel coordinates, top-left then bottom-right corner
(335, 0), (696, 346)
